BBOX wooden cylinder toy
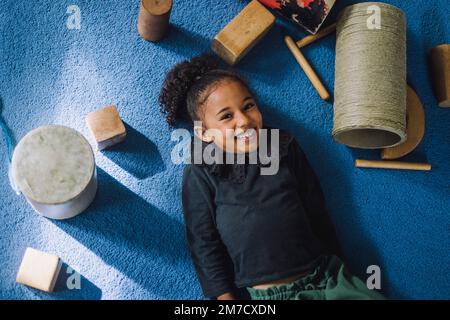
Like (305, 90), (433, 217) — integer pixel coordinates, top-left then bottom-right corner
(429, 44), (450, 107)
(137, 0), (172, 42)
(11, 125), (97, 220)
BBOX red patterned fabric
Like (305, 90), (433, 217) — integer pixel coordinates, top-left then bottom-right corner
(257, 0), (335, 34)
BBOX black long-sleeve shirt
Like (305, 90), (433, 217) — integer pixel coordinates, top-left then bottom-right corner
(182, 129), (341, 298)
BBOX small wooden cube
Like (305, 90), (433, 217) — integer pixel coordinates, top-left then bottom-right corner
(211, 0), (275, 65)
(86, 105), (127, 150)
(16, 247), (62, 292)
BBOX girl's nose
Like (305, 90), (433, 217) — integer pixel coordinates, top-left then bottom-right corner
(235, 111), (250, 128)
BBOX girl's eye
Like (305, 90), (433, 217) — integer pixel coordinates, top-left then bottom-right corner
(244, 103), (255, 111)
(221, 113), (232, 121)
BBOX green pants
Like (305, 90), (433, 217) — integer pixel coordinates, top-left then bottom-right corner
(246, 255), (386, 300)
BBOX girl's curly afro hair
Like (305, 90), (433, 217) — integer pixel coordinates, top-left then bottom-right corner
(158, 53), (253, 127)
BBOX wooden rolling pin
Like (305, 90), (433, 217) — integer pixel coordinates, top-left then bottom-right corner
(296, 23), (336, 48)
(284, 35), (330, 101)
(355, 159), (431, 171)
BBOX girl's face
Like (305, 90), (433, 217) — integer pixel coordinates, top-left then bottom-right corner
(197, 80), (263, 154)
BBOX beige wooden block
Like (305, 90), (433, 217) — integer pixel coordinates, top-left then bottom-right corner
(86, 105), (127, 150)
(16, 247), (62, 292)
(211, 0), (275, 65)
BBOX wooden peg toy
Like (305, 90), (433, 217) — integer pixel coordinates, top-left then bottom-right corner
(138, 0), (173, 42)
(429, 44), (450, 107)
(284, 35), (330, 101)
(16, 247), (62, 292)
(211, 0), (275, 65)
(86, 105), (127, 150)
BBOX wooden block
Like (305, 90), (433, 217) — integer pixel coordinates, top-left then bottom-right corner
(211, 0), (275, 65)
(429, 44), (450, 107)
(16, 247), (62, 292)
(86, 105), (126, 150)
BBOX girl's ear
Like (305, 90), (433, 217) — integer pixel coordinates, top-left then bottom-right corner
(194, 123), (214, 143)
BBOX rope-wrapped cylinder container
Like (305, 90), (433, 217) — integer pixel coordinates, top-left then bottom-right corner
(333, 2), (407, 149)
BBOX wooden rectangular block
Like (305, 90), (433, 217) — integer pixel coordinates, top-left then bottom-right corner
(16, 247), (62, 292)
(86, 105), (127, 150)
(211, 0), (275, 65)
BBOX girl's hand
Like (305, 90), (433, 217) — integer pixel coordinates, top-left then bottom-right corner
(217, 292), (235, 300)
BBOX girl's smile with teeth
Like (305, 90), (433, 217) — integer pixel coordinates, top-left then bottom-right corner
(235, 129), (257, 141)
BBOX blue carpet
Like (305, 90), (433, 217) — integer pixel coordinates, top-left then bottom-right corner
(0, 0), (449, 300)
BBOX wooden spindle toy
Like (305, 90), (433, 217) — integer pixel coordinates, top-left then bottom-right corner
(284, 35), (330, 101)
(355, 159), (431, 171)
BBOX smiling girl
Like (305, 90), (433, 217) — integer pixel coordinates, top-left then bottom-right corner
(159, 53), (385, 300)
